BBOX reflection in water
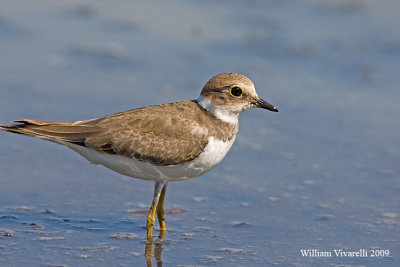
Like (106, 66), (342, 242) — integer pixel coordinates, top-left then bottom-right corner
(145, 230), (166, 267)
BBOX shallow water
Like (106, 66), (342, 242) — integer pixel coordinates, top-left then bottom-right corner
(1, 0), (399, 266)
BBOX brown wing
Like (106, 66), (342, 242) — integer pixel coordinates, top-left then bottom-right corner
(0, 119), (102, 145)
(0, 101), (209, 166)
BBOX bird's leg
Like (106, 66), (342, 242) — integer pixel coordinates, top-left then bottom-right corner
(156, 183), (168, 239)
(147, 180), (166, 240)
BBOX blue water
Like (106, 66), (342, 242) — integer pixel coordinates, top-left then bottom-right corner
(1, 0), (399, 266)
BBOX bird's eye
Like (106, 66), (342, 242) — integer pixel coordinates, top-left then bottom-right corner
(229, 86), (243, 97)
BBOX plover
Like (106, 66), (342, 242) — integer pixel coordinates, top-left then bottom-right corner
(0, 73), (278, 239)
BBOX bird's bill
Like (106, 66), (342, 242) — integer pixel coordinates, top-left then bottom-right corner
(254, 98), (278, 112)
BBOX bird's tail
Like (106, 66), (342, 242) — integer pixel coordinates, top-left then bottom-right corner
(0, 119), (100, 145)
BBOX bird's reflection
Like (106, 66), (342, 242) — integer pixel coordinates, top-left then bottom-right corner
(145, 230), (166, 267)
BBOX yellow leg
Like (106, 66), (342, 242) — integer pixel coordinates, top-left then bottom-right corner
(146, 199), (158, 240)
(147, 181), (167, 240)
(156, 184), (168, 239)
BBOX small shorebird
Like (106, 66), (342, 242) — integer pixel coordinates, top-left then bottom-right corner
(0, 73), (278, 239)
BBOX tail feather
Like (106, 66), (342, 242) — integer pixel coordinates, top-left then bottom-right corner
(0, 119), (102, 143)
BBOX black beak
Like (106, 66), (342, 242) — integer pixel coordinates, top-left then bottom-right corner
(254, 98), (278, 112)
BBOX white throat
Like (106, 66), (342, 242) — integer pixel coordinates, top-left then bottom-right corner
(197, 95), (240, 124)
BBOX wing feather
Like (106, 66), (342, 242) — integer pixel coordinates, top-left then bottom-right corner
(0, 101), (210, 166)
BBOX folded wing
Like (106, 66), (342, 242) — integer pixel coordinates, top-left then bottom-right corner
(0, 102), (209, 166)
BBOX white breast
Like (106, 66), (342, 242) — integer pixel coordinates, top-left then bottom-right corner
(183, 136), (235, 177)
(58, 135), (236, 182)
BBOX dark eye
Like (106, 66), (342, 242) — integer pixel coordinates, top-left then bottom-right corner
(229, 86), (243, 97)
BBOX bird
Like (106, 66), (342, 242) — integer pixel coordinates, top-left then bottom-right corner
(0, 73), (278, 239)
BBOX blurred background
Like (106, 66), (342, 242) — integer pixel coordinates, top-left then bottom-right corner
(0, 0), (399, 266)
